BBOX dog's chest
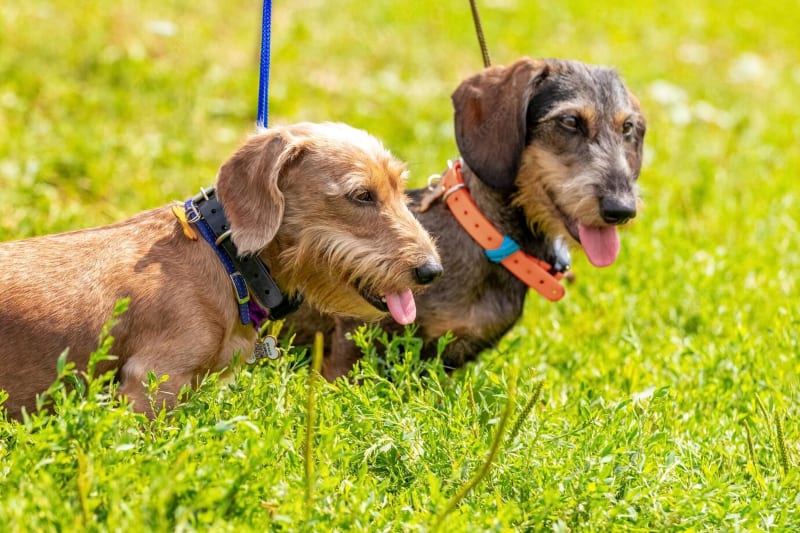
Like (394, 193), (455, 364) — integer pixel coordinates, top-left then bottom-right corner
(420, 264), (527, 341)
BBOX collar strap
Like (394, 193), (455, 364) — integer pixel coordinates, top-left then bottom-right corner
(184, 186), (303, 327)
(441, 161), (565, 302)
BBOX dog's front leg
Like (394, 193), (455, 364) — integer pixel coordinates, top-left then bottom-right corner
(117, 357), (198, 415)
(321, 317), (368, 381)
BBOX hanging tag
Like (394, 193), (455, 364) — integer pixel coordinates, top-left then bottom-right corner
(247, 335), (280, 364)
(171, 205), (199, 240)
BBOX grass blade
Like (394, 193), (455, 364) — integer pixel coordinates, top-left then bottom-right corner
(432, 371), (518, 529)
(304, 332), (324, 520)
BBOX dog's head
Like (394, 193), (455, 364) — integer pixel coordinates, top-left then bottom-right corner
(452, 57), (646, 267)
(215, 122), (441, 323)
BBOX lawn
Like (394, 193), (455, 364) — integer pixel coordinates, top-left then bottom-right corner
(1, 0), (799, 530)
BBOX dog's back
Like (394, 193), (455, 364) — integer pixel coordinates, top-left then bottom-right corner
(0, 208), (196, 415)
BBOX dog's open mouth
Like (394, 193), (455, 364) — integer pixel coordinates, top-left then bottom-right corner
(560, 217), (620, 268)
(358, 286), (417, 325)
(548, 193), (621, 269)
(576, 224), (620, 267)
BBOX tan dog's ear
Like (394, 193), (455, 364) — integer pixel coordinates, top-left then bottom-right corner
(452, 58), (549, 191)
(215, 129), (303, 255)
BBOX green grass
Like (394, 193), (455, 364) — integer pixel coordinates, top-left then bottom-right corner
(1, 0), (799, 530)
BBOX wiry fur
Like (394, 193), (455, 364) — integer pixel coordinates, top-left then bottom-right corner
(287, 58), (647, 380)
(0, 122), (440, 417)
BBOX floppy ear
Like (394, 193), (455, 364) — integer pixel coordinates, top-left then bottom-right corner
(452, 58), (549, 191)
(627, 87), (648, 159)
(215, 129), (302, 255)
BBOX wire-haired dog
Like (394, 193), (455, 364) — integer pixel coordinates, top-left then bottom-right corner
(287, 58), (646, 379)
(0, 122), (442, 417)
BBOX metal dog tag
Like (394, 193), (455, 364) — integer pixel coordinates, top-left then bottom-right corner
(247, 335), (280, 364)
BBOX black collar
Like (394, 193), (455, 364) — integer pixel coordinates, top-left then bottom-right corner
(185, 186), (303, 324)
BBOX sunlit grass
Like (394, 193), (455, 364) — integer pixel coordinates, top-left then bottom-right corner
(1, 0), (799, 530)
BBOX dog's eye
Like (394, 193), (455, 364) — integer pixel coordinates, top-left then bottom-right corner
(349, 188), (376, 205)
(558, 115), (580, 132)
(622, 120), (635, 137)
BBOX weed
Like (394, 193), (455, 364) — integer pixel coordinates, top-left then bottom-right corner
(1, 0), (799, 530)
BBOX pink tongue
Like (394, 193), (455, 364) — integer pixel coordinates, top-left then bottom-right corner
(578, 224), (620, 268)
(384, 289), (416, 325)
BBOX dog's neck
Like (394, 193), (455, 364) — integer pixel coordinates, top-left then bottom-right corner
(459, 162), (552, 260)
(182, 187), (303, 326)
(440, 160), (566, 301)
(257, 241), (298, 303)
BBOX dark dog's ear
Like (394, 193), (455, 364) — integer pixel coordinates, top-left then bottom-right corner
(626, 87), (648, 167)
(215, 129), (303, 255)
(452, 58), (549, 190)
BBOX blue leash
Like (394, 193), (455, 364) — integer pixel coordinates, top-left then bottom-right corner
(256, 0), (272, 129)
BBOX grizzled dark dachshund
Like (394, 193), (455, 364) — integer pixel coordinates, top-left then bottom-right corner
(288, 57), (646, 379)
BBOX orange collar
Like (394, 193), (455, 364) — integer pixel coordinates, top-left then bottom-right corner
(440, 160), (565, 302)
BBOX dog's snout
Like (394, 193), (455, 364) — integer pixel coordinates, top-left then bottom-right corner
(414, 260), (443, 285)
(600, 197), (636, 225)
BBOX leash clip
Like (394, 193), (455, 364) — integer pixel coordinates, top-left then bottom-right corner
(185, 202), (202, 223)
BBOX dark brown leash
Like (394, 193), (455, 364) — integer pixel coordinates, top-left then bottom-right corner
(468, 0), (492, 67)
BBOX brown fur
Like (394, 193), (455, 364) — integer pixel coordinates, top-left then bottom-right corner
(286, 58), (647, 380)
(0, 122), (440, 417)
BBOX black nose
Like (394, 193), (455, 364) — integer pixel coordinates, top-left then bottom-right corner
(600, 197), (637, 225)
(413, 260), (443, 285)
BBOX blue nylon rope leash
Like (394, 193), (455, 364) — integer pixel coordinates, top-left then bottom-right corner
(256, 0), (272, 129)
